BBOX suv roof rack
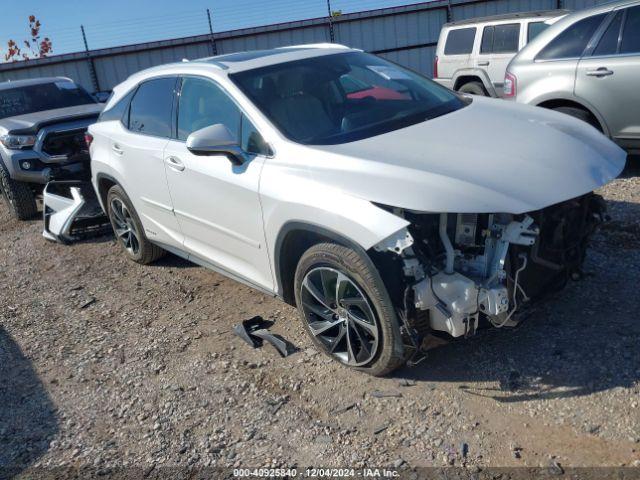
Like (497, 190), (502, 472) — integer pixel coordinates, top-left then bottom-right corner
(445, 9), (569, 27)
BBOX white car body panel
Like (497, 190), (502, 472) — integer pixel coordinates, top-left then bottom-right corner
(89, 46), (625, 300)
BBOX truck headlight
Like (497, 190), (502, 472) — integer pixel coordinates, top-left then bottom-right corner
(0, 134), (36, 150)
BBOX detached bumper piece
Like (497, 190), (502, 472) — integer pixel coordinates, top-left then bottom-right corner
(233, 316), (297, 357)
(42, 181), (110, 244)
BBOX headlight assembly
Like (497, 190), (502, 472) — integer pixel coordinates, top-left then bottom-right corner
(0, 134), (36, 150)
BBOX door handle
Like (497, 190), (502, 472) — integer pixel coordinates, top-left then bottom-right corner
(165, 156), (185, 172)
(112, 144), (124, 155)
(478, 61), (490, 66)
(586, 67), (614, 77)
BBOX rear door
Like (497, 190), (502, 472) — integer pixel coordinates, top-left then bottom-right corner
(477, 22), (520, 95)
(576, 5), (640, 146)
(108, 77), (183, 248)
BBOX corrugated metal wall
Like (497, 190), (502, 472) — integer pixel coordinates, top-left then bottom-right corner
(0, 0), (615, 92)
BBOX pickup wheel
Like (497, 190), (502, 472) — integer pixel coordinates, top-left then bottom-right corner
(294, 242), (406, 376)
(458, 81), (488, 96)
(0, 163), (37, 220)
(106, 185), (165, 265)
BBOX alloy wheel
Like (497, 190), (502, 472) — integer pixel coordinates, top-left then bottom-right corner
(300, 267), (379, 366)
(110, 198), (140, 256)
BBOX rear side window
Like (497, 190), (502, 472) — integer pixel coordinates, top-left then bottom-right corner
(537, 13), (606, 60)
(527, 21), (549, 42)
(593, 11), (623, 56)
(128, 77), (176, 138)
(98, 89), (135, 123)
(481, 24), (520, 53)
(444, 28), (476, 55)
(621, 6), (640, 54)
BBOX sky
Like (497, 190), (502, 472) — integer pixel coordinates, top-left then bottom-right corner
(0, 0), (410, 58)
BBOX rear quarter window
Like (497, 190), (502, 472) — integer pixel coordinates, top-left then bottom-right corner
(444, 27), (477, 55)
(527, 21), (549, 42)
(537, 13), (606, 60)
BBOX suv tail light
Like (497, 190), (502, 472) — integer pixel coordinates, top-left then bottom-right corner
(503, 72), (517, 98)
(433, 55), (439, 79)
(84, 132), (94, 148)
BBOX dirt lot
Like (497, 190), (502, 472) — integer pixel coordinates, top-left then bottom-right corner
(1, 165), (639, 477)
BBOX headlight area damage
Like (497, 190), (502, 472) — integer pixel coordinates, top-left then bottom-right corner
(371, 194), (606, 358)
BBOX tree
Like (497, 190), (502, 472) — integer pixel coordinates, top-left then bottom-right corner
(4, 15), (53, 62)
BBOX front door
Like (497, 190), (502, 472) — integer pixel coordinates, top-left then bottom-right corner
(164, 76), (273, 291)
(576, 5), (640, 147)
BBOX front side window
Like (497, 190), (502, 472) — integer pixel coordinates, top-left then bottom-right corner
(0, 81), (96, 120)
(621, 6), (640, 54)
(527, 21), (549, 42)
(444, 28), (477, 55)
(128, 77), (176, 138)
(230, 51), (466, 145)
(178, 77), (241, 141)
(537, 13), (606, 60)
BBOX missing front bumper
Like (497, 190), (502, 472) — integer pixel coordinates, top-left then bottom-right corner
(42, 181), (110, 244)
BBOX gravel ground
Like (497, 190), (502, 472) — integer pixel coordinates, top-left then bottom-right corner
(1, 164), (639, 477)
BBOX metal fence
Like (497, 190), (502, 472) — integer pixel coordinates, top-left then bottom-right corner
(0, 0), (612, 93)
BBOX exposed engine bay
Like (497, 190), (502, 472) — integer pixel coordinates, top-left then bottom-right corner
(373, 194), (606, 352)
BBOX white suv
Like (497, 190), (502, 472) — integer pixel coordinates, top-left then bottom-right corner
(88, 44), (625, 375)
(434, 10), (567, 97)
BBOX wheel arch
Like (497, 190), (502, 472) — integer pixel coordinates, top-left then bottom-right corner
(95, 172), (119, 213)
(452, 69), (496, 97)
(536, 97), (609, 135)
(274, 222), (373, 306)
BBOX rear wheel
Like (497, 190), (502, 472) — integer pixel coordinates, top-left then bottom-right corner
(552, 106), (602, 131)
(294, 242), (406, 376)
(0, 163), (37, 220)
(458, 81), (488, 96)
(106, 185), (165, 264)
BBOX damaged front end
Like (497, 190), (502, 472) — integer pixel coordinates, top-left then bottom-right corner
(42, 181), (110, 244)
(373, 194), (605, 354)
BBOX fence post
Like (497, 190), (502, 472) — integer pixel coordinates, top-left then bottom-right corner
(206, 8), (218, 56)
(447, 0), (453, 22)
(326, 0), (336, 43)
(80, 25), (100, 93)
(556, 0), (563, 9)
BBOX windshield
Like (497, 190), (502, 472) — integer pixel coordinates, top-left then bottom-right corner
(0, 81), (96, 120)
(230, 52), (466, 145)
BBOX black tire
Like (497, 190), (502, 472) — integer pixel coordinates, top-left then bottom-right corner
(552, 106), (602, 131)
(294, 242), (406, 376)
(457, 81), (488, 96)
(106, 185), (165, 265)
(0, 163), (37, 220)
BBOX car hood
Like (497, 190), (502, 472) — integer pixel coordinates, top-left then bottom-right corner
(308, 96), (626, 213)
(0, 103), (103, 135)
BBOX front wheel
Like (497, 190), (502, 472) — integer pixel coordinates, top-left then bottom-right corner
(294, 242), (406, 376)
(0, 163), (37, 220)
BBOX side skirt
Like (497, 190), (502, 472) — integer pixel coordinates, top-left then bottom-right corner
(153, 241), (281, 301)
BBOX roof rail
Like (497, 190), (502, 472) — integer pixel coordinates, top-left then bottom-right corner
(276, 43), (352, 50)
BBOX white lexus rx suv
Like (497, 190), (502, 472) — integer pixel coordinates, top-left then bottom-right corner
(88, 44), (625, 375)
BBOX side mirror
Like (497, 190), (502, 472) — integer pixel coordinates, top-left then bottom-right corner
(186, 124), (245, 165)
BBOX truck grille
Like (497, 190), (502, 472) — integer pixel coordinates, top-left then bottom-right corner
(42, 129), (89, 161)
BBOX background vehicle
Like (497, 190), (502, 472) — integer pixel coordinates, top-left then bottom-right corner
(0, 77), (102, 219)
(433, 10), (567, 97)
(505, 0), (640, 153)
(89, 44), (625, 376)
